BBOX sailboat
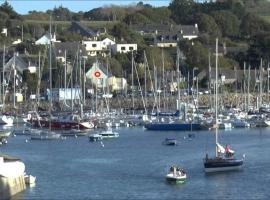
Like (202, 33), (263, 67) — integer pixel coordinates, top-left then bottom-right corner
(203, 39), (244, 173)
(144, 48), (201, 131)
(30, 17), (62, 141)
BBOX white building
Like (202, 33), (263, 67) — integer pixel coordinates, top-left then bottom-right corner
(82, 38), (115, 57)
(50, 88), (81, 101)
(82, 40), (103, 57)
(107, 76), (127, 91)
(101, 38), (115, 47)
(110, 43), (137, 54)
(1, 28), (7, 37)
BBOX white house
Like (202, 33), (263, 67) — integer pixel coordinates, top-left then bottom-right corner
(82, 38), (115, 57)
(110, 43), (137, 54)
(101, 38), (115, 48)
(82, 40), (103, 57)
(1, 28), (7, 36)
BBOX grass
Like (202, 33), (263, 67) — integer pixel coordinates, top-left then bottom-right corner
(260, 15), (270, 23)
(24, 20), (119, 28)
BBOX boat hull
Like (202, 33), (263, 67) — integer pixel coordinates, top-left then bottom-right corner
(145, 123), (201, 131)
(166, 173), (187, 184)
(30, 119), (93, 130)
(204, 158), (243, 173)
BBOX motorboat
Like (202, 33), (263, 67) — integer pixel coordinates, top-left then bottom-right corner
(162, 138), (178, 146)
(30, 129), (63, 140)
(89, 133), (103, 142)
(166, 165), (187, 184)
(99, 129), (119, 139)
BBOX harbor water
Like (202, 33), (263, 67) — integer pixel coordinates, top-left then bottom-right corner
(2, 126), (270, 199)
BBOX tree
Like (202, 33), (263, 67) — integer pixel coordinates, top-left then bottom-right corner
(196, 13), (221, 39)
(240, 13), (270, 37)
(0, 1), (20, 19)
(169, 0), (196, 24)
(123, 13), (150, 25)
(52, 6), (72, 21)
(211, 10), (240, 37)
(179, 40), (209, 71)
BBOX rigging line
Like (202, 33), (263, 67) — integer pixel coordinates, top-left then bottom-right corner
(134, 61), (146, 114)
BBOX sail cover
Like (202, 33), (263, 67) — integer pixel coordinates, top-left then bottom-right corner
(216, 143), (225, 153)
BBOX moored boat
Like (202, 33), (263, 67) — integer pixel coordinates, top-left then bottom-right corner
(30, 129), (63, 140)
(162, 138), (178, 146)
(99, 129), (119, 139)
(29, 114), (94, 130)
(89, 133), (103, 142)
(145, 121), (201, 131)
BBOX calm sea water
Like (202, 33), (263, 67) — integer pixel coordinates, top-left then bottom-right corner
(1, 126), (270, 200)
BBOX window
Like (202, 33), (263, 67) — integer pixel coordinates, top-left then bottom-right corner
(92, 44), (97, 47)
(129, 47), (134, 51)
(121, 47), (126, 50)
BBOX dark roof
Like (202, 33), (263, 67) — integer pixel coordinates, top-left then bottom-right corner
(68, 21), (98, 37)
(4, 54), (36, 74)
(53, 42), (87, 58)
(155, 33), (179, 43)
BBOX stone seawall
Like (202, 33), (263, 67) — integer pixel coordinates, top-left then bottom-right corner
(0, 175), (26, 200)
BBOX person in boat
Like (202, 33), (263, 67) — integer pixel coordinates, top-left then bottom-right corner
(225, 144), (234, 158)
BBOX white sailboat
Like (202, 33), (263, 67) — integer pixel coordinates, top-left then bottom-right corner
(203, 38), (244, 173)
(0, 45), (14, 126)
(30, 17), (61, 141)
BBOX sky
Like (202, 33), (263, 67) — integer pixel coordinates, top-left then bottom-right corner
(2, 0), (171, 14)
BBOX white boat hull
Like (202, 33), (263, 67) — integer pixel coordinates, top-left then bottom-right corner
(0, 115), (14, 125)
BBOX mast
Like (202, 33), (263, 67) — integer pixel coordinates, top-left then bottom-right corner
(247, 64), (250, 111)
(244, 62), (246, 112)
(2, 44), (5, 107)
(49, 16), (52, 131)
(131, 51), (134, 115)
(267, 60), (269, 103)
(64, 50), (67, 106)
(208, 51), (212, 111)
(162, 48), (165, 111)
(215, 38), (219, 157)
(37, 51), (41, 106)
(13, 52), (16, 109)
(259, 58), (263, 108)
(144, 51), (147, 112)
(176, 47), (180, 110)
(83, 57), (86, 106)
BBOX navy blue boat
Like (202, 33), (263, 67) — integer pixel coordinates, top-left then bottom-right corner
(204, 157), (244, 173)
(144, 122), (201, 131)
(152, 110), (180, 117)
